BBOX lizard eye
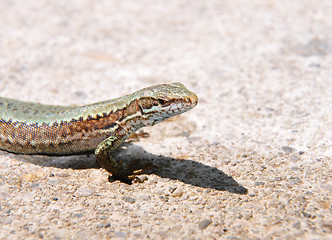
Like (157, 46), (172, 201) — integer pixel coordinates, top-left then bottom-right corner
(158, 99), (167, 105)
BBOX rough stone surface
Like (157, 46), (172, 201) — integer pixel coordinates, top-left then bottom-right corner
(0, 0), (331, 239)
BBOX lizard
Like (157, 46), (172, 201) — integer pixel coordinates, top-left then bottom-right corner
(0, 82), (198, 182)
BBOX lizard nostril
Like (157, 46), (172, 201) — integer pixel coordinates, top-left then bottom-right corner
(189, 93), (198, 106)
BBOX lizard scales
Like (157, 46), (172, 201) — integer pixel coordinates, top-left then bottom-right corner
(0, 82), (198, 180)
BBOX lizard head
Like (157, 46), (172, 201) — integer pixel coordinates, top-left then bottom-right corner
(135, 82), (198, 125)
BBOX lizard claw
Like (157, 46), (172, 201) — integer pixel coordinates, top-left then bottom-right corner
(110, 168), (144, 184)
(128, 169), (145, 183)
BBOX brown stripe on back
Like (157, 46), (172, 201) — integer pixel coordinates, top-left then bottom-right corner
(0, 98), (148, 155)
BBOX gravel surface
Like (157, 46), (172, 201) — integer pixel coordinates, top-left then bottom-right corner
(0, 0), (331, 239)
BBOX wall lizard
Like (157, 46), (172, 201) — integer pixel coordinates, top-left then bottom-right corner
(0, 82), (198, 181)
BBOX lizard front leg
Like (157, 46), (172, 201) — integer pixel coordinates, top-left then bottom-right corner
(95, 136), (139, 182)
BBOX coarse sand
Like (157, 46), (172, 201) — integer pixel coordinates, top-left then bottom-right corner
(0, 1), (331, 239)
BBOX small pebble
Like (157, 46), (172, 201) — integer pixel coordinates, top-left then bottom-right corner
(293, 221), (301, 229)
(56, 172), (70, 178)
(172, 187), (184, 197)
(123, 196), (136, 204)
(48, 179), (60, 186)
(198, 219), (212, 230)
(75, 187), (93, 197)
(321, 184), (332, 192)
(303, 211), (313, 218)
(242, 211), (253, 220)
(130, 221), (142, 228)
(114, 231), (126, 238)
(290, 154), (300, 162)
(255, 181), (265, 186)
(138, 194), (151, 201)
(21, 174), (37, 182)
(169, 187), (177, 193)
(282, 146), (296, 154)
(96, 224), (105, 228)
(288, 177), (302, 185)
(136, 175), (148, 182)
(321, 221), (332, 233)
(73, 213), (83, 218)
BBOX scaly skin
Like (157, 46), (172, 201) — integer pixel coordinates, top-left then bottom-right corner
(0, 82), (198, 181)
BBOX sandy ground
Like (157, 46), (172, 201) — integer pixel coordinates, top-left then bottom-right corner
(0, 0), (331, 239)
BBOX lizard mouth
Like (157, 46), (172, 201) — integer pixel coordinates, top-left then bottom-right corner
(156, 95), (198, 121)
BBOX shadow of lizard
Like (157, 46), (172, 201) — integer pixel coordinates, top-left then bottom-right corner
(4, 143), (248, 195)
